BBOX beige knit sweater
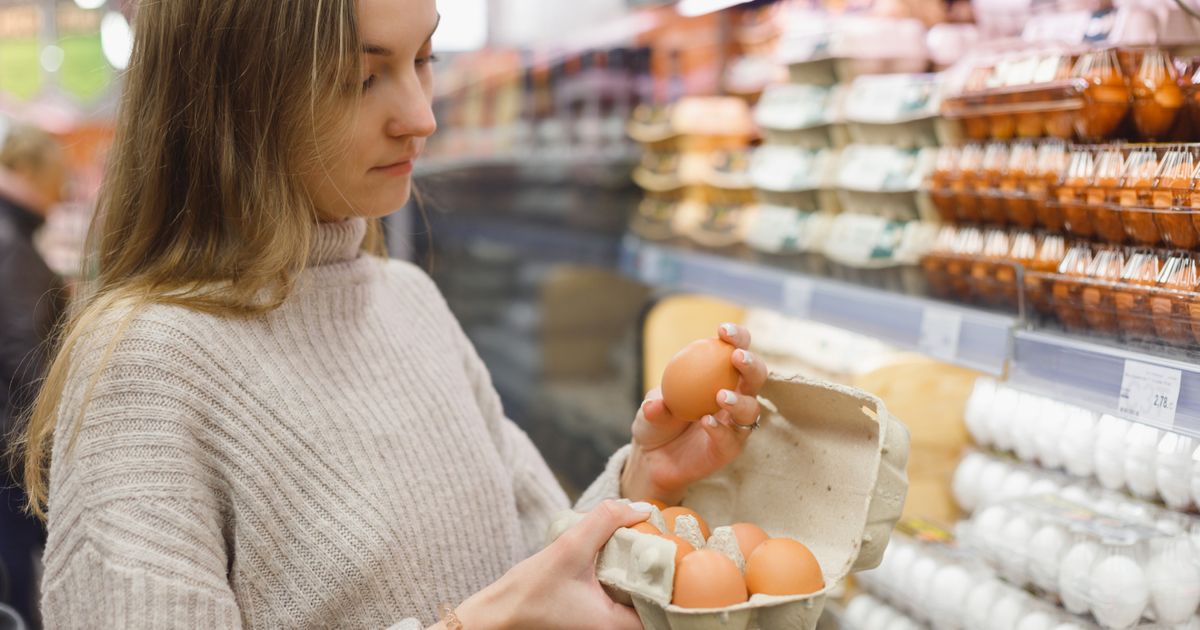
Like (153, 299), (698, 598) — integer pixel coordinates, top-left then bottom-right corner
(41, 218), (628, 629)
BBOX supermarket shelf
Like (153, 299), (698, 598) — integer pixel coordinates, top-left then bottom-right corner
(620, 236), (1015, 376)
(431, 215), (624, 269)
(1010, 330), (1200, 439)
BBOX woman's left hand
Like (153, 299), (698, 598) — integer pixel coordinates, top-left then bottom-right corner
(620, 323), (768, 506)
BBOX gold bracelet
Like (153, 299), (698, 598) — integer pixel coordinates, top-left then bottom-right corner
(438, 603), (464, 630)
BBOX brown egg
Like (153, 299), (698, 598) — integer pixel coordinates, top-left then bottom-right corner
(660, 338), (739, 421)
(631, 522), (661, 535)
(730, 523), (770, 560)
(662, 506), (711, 539)
(672, 549), (748, 608)
(662, 533), (696, 566)
(745, 538), (825, 596)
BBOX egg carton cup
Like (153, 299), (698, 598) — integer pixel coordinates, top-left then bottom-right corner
(547, 375), (911, 630)
(960, 494), (1200, 628)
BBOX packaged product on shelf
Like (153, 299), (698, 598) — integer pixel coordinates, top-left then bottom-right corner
(776, 14), (927, 85)
(753, 84), (843, 149)
(835, 144), (936, 221)
(1086, 147), (1127, 243)
(1132, 49), (1184, 141)
(941, 50), (1081, 142)
(1059, 147), (1097, 239)
(979, 143), (1011, 225)
(842, 73), (942, 148)
(1079, 247), (1126, 334)
(928, 145), (959, 223)
(1074, 48), (1132, 142)
(748, 145), (836, 208)
(960, 494), (1200, 628)
(547, 376), (909, 630)
(1149, 251), (1198, 346)
(1033, 142), (1070, 232)
(1001, 142), (1039, 228)
(1115, 250), (1162, 342)
(953, 144), (986, 223)
(1117, 148), (1159, 245)
(823, 213), (937, 293)
(1155, 148), (1199, 248)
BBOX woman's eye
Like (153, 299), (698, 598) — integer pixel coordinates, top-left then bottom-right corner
(362, 74), (377, 91)
(416, 54), (440, 67)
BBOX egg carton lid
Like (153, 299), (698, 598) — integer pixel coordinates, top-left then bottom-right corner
(550, 374), (910, 630)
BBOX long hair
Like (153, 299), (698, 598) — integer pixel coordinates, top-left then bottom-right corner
(17, 0), (385, 519)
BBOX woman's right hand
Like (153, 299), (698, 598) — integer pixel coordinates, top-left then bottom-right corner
(453, 500), (653, 630)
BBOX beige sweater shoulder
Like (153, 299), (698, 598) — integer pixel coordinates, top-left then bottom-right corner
(41, 218), (628, 629)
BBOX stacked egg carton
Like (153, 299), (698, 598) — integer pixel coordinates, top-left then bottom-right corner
(745, 8), (943, 293)
(628, 97), (756, 247)
(962, 378), (1200, 512)
(856, 527), (1200, 630)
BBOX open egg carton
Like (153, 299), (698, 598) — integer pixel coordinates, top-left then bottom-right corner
(959, 493), (1200, 629)
(547, 375), (910, 630)
(963, 379), (1200, 513)
(628, 97), (756, 246)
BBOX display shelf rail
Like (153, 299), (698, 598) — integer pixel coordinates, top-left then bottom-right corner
(620, 236), (1015, 376)
(1010, 330), (1200, 440)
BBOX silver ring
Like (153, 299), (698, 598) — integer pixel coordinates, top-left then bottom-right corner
(733, 415), (761, 431)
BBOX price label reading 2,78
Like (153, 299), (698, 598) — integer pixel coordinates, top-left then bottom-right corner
(1117, 360), (1182, 427)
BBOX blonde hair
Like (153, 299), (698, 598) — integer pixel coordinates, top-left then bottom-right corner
(0, 124), (61, 177)
(18, 0), (386, 519)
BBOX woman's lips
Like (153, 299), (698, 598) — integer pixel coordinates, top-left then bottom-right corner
(372, 160), (414, 176)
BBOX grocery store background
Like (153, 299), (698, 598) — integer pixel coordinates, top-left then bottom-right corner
(9, 0), (1200, 628)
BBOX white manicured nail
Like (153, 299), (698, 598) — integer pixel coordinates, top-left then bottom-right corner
(629, 502), (654, 513)
(704, 415), (718, 427)
(740, 350), (753, 365)
(721, 390), (738, 405)
(721, 323), (737, 337)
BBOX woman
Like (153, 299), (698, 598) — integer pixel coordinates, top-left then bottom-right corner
(19, 1), (769, 629)
(0, 123), (67, 628)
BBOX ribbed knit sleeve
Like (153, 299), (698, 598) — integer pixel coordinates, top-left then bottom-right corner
(42, 318), (243, 629)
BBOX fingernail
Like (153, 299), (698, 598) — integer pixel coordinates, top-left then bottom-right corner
(721, 390), (738, 405)
(629, 501), (655, 513)
(740, 350), (753, 365)
(721, 323), (737, 337)
(704, 415), (718, 427)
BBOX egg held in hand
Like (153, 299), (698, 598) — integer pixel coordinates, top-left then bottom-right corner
(660, 338), (740, 421)
(745, 538), (825, 596)
(672, 549), (749, 608)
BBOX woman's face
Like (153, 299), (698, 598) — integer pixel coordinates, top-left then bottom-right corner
(306, 0), (439, 221)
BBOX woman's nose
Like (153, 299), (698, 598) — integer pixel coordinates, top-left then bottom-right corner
(385, 87), (437, 139)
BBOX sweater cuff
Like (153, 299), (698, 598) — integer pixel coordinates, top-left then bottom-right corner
(388, 619), (421, 630)
(574, 443), (631, 512)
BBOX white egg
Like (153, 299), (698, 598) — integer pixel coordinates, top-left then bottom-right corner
(989, 592), (1028, 630)
(1034, 400), (1067, 469)
(972, 505), (1011, 555)
(908, 556), (940, 609)
(1028, 478), (1062, 497)
(1060, 541), (1100, 615)
(1061, 408), (1099, 477)
(864, 604), (899, 630)
(1094, 415), (1132, 491)
(1158, 433), (1197, 511)
(1013, 393), (1044, 463)
(845, 595), (876, 627)
(978, 460), (1012, 507)
(884, 616), (919, 630)
(1000, 516), (1034, 585)
(1051, 624), (1086, 630)
(887, 543), (917, 591)
(929, 564), (973, 625)
(965, 378), (998, 444)
(1090, 554), (1150, 629)
(1191, 443), (1200, 511)
(1170, 615), (1200, 630)
(1016, 611), (1056, 630)
(988, 387), (1021, 452)
(1125, 423), (1163, 500)
(1148, 546), (1200, 625)
(1001, 469), (1035, 501)
(1060, 484), (1092, 506)
(953, 452), (988, 513)
(964, 579), (1004, 630)
(1029, 524), (1069, 592)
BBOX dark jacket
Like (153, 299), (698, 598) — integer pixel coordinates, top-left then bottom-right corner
(0, 195), (65, 481)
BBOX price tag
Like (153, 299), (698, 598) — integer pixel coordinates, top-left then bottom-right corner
(918, 308), (963, 362)
(1118, 360), (1182, 426)
(782, 277), (814, 319)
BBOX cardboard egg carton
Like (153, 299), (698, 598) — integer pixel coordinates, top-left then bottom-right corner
(548, 375), (910, 630)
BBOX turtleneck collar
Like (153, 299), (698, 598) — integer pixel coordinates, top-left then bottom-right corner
(308, 218), (367, 266)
